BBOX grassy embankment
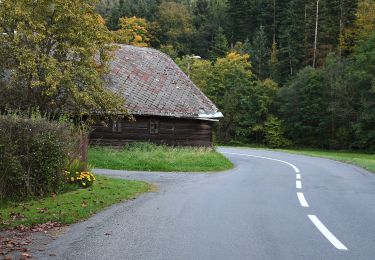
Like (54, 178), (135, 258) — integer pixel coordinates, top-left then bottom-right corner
(89, 143), (233, 172)
(0, 176), (151, 229)
(225, 144), (375, 174)
(281, 149), (375, 173)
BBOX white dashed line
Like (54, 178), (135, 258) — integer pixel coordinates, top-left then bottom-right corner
(308, 215), (348, 250)
(297, 192), (309, 207)
(222, 151), (348, 251)
(222, 152), (300, 173)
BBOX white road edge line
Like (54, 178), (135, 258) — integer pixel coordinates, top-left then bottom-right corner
(222, 152), (300, 173)
(296, 174), (301, 180)
(296, 180), (302, 189)
(308, 215), (348, 250)
(297, 192), (309, 207)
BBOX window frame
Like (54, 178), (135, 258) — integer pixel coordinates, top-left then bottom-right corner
(112, 120), (122, 133)
(149, 119), (160, 134)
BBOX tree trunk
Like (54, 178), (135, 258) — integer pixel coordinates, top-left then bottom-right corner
(338, 0), (344, 58)
(313, 0), (320, 68)
(273, 0), (276, 44)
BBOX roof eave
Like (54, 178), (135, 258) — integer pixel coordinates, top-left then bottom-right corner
(197, 112), (224, 119)
(130, 111), (224, 121)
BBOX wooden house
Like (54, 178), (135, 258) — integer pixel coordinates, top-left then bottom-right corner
(90, 45), (223, 147)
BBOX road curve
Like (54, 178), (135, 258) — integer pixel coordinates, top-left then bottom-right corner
(36, 147), (375, 260)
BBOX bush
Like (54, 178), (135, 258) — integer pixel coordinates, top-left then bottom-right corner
(264, 116), (291, 148)
(0, 113), (77, 201)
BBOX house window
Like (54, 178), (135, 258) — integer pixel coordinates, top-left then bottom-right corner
(112, 120), (122, 133)
(150, 119), (159, 134)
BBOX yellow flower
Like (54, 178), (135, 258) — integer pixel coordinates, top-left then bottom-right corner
(82, 182), (86, 186)
(70, 177), (74, 181)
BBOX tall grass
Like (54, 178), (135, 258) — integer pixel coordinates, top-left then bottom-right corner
(89, 142), (233, 172)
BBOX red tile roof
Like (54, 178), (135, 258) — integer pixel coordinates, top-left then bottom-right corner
(106, 45), (222, 119)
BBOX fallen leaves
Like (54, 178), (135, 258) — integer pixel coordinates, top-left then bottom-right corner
(0, 233), (32, 259)
(0, 221), (63, 259)
(29, 222), (62, 233)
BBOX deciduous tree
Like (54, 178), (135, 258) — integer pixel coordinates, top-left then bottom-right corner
(114, 16), (151, 47)
(0, 0), (125, 117)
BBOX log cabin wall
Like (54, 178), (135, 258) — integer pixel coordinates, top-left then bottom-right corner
(90, 116), (214, 147)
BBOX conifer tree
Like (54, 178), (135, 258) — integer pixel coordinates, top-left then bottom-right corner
(209, 27), (229, 61)
(227, 0), (253, 43)
(269, 41), (281, 82)
(251, 26), (270, 79)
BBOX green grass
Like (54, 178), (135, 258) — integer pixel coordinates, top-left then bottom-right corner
(280, 149), (375, 173)
(89, 143), (233, 172)
(0, 175), (151, 229)
(222, 143), (375, 174)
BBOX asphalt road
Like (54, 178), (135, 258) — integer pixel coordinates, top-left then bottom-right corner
(36, 147), (375, 260)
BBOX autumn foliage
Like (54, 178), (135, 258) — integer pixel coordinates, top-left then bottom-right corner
(114, 16), (151, 47)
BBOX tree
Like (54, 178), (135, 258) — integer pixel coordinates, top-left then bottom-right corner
(251, 26), (270, 79)
(209, 27), (229, 61)
(348, 31), (375, 150)
(102, 0), (162, 29)
(278, 66), (330, 147)
(156, 2), (194, 55)
(269, 41), (281, 82)
(114, 16), (151, 47)
(189, 52), (278, 143)
(191, 0), (215, 59)
(264, 115), (290, 148)
(340, 0), (375, 54)
(278, 0), (307, 79)
(0, 0), (125, 116)
(312, 0), (320, 68)
(227, 0), (253, 44)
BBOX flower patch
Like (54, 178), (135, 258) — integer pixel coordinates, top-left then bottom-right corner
(65, 171), (96, 188)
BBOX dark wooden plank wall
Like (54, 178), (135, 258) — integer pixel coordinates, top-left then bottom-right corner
(90, 116), (214, 147)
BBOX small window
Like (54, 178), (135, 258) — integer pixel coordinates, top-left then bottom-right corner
(112, 120), (122, 133)
(150, 119), (160, 134)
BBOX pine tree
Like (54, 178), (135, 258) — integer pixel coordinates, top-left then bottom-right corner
(269, 41), (281, 82)
(251, 26), (270, 79)
(209, 27), (229, 61)
(227, 0), (253, 44)
(278, 0), (307, 79)
(192, 0), (214, 58)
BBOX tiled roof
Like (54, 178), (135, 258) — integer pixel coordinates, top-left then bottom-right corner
(106, 45), (222, 119)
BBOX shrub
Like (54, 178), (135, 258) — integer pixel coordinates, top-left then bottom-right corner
(0, 113), (77, 201)
(264, 116), (291, 148)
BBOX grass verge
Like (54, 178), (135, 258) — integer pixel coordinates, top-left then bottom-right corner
(280, 149), (375, 173)
(222, 144), (375, 174)
(89, 143), (233, 172)
(0, 175), (151, 229)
